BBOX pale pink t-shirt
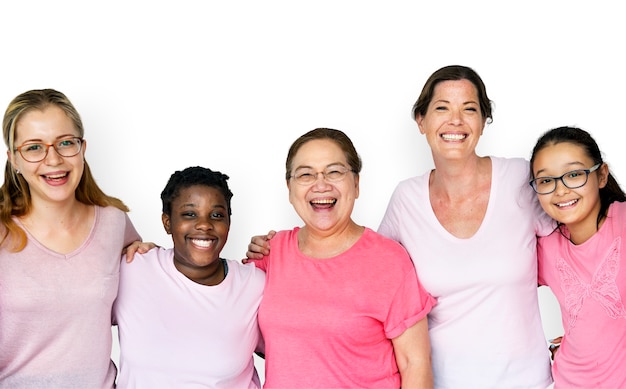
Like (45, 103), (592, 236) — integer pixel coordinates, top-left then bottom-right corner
(538, 201), (626, 389)
(0, 206), (140, 389)
(379, 157), (554, 389)
(254, 227), (435, 389)
(113, 247), (265, 389)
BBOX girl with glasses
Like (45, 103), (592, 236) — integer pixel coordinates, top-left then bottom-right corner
(0, 89), (143, 388)
(530, 126), (626, 388)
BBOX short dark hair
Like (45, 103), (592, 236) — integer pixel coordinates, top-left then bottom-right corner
(161, 166), (233, 216)
(285, 128), (362, 181)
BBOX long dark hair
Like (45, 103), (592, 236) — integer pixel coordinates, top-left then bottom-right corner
(530, 126), (626, 230)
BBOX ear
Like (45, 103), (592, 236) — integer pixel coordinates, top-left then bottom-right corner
(416, 115), (425, 134)
(162, 213), (172, 234)
(7, 150), (17, 170)
(598, 163), (610, 189)
(354, 174), (360, 199)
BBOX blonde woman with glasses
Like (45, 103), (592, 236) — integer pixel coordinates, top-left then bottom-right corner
(0, 89), (143, 388)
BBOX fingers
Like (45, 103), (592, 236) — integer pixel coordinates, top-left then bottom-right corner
(245, 250), (266, 260)
(123, 241), (158, 263)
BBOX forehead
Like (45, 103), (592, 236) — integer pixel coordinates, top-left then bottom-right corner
(15, 105), (78, 142)
(432, 79), (478, 100)
(533, 142), (592, 172)
(292, 139), (346, 168)
(173, 185), (227, 205)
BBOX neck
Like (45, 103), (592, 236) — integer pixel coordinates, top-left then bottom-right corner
(24, 198), (87, 226)
(298, 222), (364, 258)
(175, 259), (226, 286)
(430, 156), (490, 199)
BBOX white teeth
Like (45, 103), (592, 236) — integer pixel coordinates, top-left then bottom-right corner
(45, 173), (67, 179)
(557, 199), (577, 207)
(191, 239), (213, 248)
(311, 199), (335, 204)
(441, 134), (466, 140)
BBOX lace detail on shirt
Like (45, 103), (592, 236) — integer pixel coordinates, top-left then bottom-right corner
(557, 236), (626, 333)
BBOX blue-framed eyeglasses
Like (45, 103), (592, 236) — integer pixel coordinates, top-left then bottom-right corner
(529, 163), (601, 195)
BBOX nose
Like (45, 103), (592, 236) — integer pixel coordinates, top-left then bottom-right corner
(554, 178), (570, 195)
(195, 217), (213, 230)
(449, 108), (463, 125)
(312, 172), (332, 188)
(42, 145), (62, 165)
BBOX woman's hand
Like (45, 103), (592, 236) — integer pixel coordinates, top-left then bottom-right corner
(243, 230), (276, 263)
(123, 241), (158, 263)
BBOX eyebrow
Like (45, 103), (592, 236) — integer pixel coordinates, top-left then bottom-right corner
(535, 162), (586, 176)
(294, 162), (347, 171)
(432, 99), (478, 105)
(19, 134), (79, 143)
(178, 203), (227, 209)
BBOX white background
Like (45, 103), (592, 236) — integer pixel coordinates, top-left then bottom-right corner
(2, 1), (625, 383)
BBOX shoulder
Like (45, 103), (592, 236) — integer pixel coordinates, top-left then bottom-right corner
(361, 228), (411, 258)
(386, 173), (429, 207)
(225, 259), (266, 290)
(269, 228), (298, 246)
(121, 247), (170, 271)
(609, 201), (626, 217)
(490, 156), (530, 175)
(96, 205), (130, 223)
(394, 172), (428, 191)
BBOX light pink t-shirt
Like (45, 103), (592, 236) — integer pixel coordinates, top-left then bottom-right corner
(254, 227), (435, 389)
(113, 247), (265, 389)
(0, 206), (140, 389)
(538, 201), (626, 389)
(379, 157), (554, 389)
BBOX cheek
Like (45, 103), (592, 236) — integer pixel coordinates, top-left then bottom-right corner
(537, 195), (553, 213)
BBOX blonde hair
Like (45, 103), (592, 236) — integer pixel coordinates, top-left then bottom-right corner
(1, 89), (129, 251)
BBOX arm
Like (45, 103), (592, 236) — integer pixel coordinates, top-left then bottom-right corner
(392, 317), (433, 389)
(243, 230), (276, 262)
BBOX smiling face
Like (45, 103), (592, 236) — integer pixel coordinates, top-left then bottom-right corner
(287, 138), (359, 236)
(416, 79), (486, 162)
(532, 142), (608, 240)
(9, 105), (85, 206)
(162, 184), (230, 285)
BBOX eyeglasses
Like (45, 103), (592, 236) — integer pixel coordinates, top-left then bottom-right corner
(290, 166), (354, 185)
(14, 137), (84, 163)
(529, 163), (601, 195)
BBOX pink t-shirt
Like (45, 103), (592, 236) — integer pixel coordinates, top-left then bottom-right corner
(254, 227), (435, 389)
(113, 247), (265, 389)
(538, 201), (626, 389)
(0, 206), (140, 389)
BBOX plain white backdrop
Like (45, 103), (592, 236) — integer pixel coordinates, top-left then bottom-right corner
(2, 1), (625, 384)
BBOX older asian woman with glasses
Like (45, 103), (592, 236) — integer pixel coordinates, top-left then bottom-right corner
(248, 66), (558, 388)
(0, 89), (142, 388)
(245, 128), (435, 388)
